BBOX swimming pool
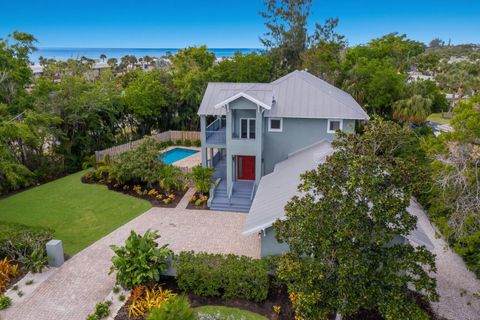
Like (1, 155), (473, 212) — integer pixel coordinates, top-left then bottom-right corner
(161, 148), (199, 165)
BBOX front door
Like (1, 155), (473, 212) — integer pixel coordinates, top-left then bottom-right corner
(237, 156), (255, 180)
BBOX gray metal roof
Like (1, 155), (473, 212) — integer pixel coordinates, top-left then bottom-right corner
(243, 140), (333, 235)
(198, 70), (369, 120)
(243, 140), (434, 251)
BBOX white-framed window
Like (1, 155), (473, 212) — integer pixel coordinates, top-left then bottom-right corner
(240, 118), (256, 139)
(327, 119), (343, 133)
(268, 118), (283, 132)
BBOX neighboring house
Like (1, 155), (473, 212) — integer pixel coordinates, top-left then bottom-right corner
(198, 70), (433, 257)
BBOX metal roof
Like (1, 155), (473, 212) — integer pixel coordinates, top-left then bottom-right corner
(243, 140), (333, 235)
(243, 140), (434, 250)
(198, 70), (369, 120)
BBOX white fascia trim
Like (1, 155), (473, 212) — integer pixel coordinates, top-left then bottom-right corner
(327, 119), (343, 133)
(214, 92), (271, 110)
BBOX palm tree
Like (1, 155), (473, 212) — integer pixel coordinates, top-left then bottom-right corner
(393, 95), (432, 124)
(99, 53), (107, 62)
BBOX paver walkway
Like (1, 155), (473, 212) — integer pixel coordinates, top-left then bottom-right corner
(1, 189), (260, 320)
(410, 200), (480, 320)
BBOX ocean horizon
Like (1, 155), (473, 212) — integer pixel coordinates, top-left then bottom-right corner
(30, 47), (261, 63)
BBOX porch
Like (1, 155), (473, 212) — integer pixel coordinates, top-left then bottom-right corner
(209, 157), (255, 213)
(205, 117), (226, 146)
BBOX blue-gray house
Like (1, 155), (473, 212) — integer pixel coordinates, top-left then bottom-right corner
(198, 70), (432, 257)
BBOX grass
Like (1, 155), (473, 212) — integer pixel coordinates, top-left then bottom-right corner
(427, 112), (452, 125)
(0, 170), (151, 255)
(194, 306), (267, 320)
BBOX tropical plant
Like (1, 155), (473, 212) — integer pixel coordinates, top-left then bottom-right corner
(393, 94), (432, 124)
(0, 295), (12, 310)
(109, 229), (172, 289)
(20, 248), (48, 273)
(0, 258), (20, 293)
(147, 295), (195, 320)
(128, 285), (176, 318)
(86, 300), (112, 320)
(159, 165), (183, 193)
(189, 165), (214, 194)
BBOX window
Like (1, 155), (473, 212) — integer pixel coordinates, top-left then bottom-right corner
(268, 118), (283, 132)
(240, 118), (256, 139)
(327, 119), (343, 133)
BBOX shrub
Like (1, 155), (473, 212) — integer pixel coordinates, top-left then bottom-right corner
(184, 139), (192, 147)
(110, 230), (172, 289)
(159, 165), (184, 193)
(175, 139), (182, 145)
(129, 285), (176, 318)
(193, 139), (201, 147)
(86, 300), (112, 320)
(189, 166), (214, 194)
(0, 258), (20, 293)
(0, 295), (11, 310)
(175, 252), (269, 302)
(0, 222), (53, 261)
(20, 248), (48, 273)
(110, 138), (164, 185)
(147, 295), (195, 320)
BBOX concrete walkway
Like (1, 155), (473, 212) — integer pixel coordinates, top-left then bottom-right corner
(410, 200), (480, 320)
(1, 189), (260, 320)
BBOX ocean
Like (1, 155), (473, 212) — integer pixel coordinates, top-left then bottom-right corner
(30, 47), (260, 63)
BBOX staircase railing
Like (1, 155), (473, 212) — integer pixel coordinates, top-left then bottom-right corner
(228, 182), (234, 204)
(207, 178), (221, 208)
(250, 183), (256, 201)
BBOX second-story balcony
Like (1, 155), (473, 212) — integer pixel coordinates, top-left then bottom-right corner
(206, 117), (226, 145)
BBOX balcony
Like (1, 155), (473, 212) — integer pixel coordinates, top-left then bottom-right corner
(206, 118), (226, 145)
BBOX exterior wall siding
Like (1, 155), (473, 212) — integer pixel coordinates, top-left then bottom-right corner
(261, 226), (289, 257)
(263, 118), (356, 175)
(225, 97), (263, 191)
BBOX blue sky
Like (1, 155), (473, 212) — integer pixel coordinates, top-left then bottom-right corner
(1, 0), (479, 48)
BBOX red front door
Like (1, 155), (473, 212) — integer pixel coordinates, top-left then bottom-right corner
(237, 156), (255, 180)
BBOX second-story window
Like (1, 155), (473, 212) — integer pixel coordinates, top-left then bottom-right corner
(240, 118), (256, 139)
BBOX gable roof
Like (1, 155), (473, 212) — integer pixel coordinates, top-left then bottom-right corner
(198, 70), (369, 120)
(243, 140), (434, 250)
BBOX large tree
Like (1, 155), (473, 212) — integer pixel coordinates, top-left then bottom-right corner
(260, 0), (312, 74)
(301, 18), (347, 84)
(274, 117), (437, 320)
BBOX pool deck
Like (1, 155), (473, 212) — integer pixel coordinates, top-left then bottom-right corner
(164, 146), (201, 169)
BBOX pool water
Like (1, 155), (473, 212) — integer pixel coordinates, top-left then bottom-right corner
(161, 148), (198, 164)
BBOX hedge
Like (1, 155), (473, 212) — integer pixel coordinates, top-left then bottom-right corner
(175, 252), (269, 302)
(0, 221), (54, 259)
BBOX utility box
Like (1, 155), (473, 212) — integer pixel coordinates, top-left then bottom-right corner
(46, 239), (64, 267)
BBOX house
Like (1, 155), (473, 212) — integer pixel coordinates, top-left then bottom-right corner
(198, 70), (433, 257)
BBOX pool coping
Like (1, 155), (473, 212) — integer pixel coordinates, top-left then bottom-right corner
(163, 146), (201, 169)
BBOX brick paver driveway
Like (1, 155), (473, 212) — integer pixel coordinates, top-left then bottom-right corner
(1, 189), (260, 320)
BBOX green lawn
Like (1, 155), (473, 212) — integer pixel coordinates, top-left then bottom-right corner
(0, 170), (151, 255)
(427, 112), (452, 125)
(194, 306), (267, 320)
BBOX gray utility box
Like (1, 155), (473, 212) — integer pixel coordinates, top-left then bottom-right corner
(46, 239), (64, 267)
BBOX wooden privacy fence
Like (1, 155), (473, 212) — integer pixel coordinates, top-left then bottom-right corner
(95, 130), (200, 162)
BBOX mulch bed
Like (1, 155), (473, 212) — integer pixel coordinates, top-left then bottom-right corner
(5, 262), (27, 291)
(82, 178), (187, 208)
(114, 276), (444, 320)
(114, 275), (294, 320)
(185, 192), (209, 210)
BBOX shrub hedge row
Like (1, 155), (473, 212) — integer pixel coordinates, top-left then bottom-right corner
(175, 251), (269, 302)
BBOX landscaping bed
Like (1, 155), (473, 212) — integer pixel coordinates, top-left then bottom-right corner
(185, 192), (209, 210)
(113, 276), (293, 320)
(82, 177), (187, 208)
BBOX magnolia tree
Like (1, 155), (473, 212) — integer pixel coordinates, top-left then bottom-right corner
(274, 117), (438, 320)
